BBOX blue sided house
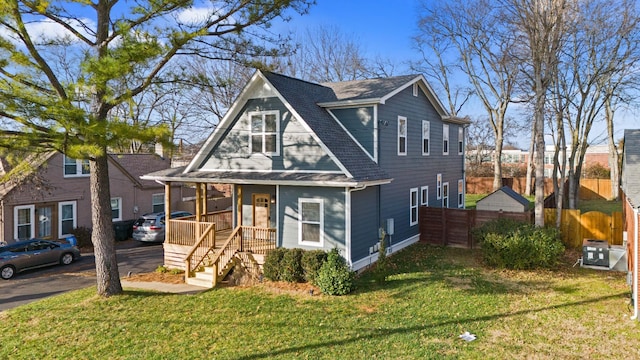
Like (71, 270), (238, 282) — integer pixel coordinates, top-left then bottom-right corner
(142, 70), (469, 287)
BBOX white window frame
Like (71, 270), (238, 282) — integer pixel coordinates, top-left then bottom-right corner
(248, 110), (280, 156)
(152, 193), (165, 213)
(458, 127), (464, 155)
(458, 179), (465, 208)
(412, 83), (418, 97)
(14, 205), (35, 240)
(63, 155), (90, 178)
(410, 188), (419, 226)
(443, 182), (449, 208)
(422, 120), (430, 156)
(397, 116), (407, 156)
(298, 198), (324, 247)
(111, 197), (122, 221)
(443, 124), (449, 155)
(420, 186), (429, 206)
(58, 201), (77, 238)
(436, 174), (442, 200)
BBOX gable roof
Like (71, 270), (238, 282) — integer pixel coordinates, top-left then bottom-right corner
(622, 129), (640, 207)
(478, 186), (530, 209)
(108, 153), (171, 188)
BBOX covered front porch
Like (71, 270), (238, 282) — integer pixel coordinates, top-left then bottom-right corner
(161, 183), (276, 287)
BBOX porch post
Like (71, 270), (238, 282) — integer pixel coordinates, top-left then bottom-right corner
(165, 181), (172, 243)
(237, 185), (243, 227)
(195, 183), (202, 240)
(202, 183), (208, 218)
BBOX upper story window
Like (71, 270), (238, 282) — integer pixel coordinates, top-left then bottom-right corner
(249, 110), (280, 156)
(443, 124), (449, 155)
(458, 127), (464, 155)
(398, 116), (407, 156)
(422, 120), (430, 156)
(64, 155), (90, 177)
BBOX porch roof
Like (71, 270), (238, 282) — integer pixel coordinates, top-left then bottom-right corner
(142, 166), (392, 187)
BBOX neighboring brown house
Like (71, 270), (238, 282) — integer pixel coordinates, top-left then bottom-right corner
(0, 151), (186, 244)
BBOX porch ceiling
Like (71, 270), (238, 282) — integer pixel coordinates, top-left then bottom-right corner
(141, 166), (392, 187)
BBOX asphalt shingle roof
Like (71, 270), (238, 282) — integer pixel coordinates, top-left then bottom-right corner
(109, 153), (171, 188)
(322, 74), (418, 101)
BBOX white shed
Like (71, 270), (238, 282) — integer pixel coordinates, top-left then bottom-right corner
(476, 186), (530, 212)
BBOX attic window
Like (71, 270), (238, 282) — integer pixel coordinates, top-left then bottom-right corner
(63, 155), (90, 177)
(249, 110), (280, 156)
(412, 83), (418, 97)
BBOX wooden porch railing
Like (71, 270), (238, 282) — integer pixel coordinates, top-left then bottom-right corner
(167, 210), (232, 246)
(184, 223), (216, 280)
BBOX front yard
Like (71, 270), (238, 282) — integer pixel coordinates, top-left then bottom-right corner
(1, 244), (638, 359)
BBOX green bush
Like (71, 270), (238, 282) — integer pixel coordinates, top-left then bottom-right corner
(474, 219), (565, 269)
(263, 247), (288, 281)
(315, 249), (355, 295)
(281, 248), (305, 282)
(301, 250), (328, 284)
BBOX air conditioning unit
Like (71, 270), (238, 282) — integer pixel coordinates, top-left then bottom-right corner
(582, 239), (609, 268)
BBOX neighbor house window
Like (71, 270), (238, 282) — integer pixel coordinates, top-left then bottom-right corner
(249, 110), (280, 155)
(398, 116), (407, 155)
(58, 201), (77, 238)
(421, 186), (429, 206)
(14, 205), (34, 240)
(436, 174), (442, 200)
(422, 120), (430, 156)
(152, 193), (165, 213)
(111, 198), (122, 221)
(63, 155), (90, 177)
(298, 198), (323, 247)
(458, 127), (464, 155)
(443, 124), (449, 155)
(410, 188), (419, 226)
(443, 182), (449, 208)
(458, 180), (464, 208)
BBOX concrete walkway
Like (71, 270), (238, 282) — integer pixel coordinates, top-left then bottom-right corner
(120, 280), (207, 295)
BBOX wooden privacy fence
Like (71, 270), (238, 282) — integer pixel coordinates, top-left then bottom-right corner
(466, 177), (615, 200)
(544, 209), (622, 248)
(420, 206), (622, 249)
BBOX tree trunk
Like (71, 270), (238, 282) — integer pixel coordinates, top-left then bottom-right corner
(534, 86), (546, 227)
(605, 98), (620, 200)
(90, 152), (122, 296)
(493, 132), (504, 191)
(525, 120), (535, 196)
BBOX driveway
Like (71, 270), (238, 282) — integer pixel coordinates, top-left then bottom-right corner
(0, 241), (163, 312)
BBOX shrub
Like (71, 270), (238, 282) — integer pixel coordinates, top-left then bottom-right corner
(474, 218), (565, 269)
(68, 227), (92, 248)
(301, 250), (327, 284)
(315, 249), (355, 295)
(156, 265), (168, 273)
(263, 248), (288, 281)
(281, 248), (305, 282)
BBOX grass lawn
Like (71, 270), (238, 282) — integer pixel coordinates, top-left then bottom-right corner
(1, 244), (639, 359)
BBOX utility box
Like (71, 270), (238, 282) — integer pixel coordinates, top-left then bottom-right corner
(583, 239), (609, 267)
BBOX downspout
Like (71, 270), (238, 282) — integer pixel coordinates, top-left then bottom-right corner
(346, 184), (368, 268)
(633, 205), (639, 320)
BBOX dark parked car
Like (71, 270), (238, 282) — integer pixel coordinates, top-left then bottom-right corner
(132, 211), (192, 243)
(0, 239), (82, 280)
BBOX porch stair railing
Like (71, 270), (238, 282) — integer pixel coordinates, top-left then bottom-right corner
(184, 226), (277, 288)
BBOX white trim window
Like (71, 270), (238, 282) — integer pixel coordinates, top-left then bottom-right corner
(436, 174), (442, 200)
(63, 155), (90, 177)
(111, 198), (122, 221)
(421, 186), (429, 206)
(249, 110), (280, 155)
(58, 201), (77, 238)
(422, 120), (430, 156)
(458, 179), (465, 208)
(410, 188), (419, 226)
(443, 124), (449, 155)
(398, 116), (407, 155)
(14, 205), (35, 240)
(298, 198), (324, 247)
(458, 127), (464, 155)
(412, 83), (418, 97)
(443, 182), (449, 208)
(152, 193), (165, 213)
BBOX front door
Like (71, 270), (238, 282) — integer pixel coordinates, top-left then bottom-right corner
(252, 194), (270, 228)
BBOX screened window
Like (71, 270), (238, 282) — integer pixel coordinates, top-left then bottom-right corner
(398, 116), (407, 155)
(15, 205), (34, 240)
(410, 188), (419, 226)
(443, 124), (449, 155)
(63, 155), (90, 177)
(436, 174), (442, 200)
(111, 198), (122, 221)
(443, 182), (449, 208)
(59, 201), (76, 237)
(152, 193), (165, 213)
(249, 110), (280, 155)
(421, 186), (429, 206)
(298, 199), (323, 246)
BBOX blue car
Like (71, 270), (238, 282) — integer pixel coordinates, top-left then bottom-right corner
(0, 239), (81, 280)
